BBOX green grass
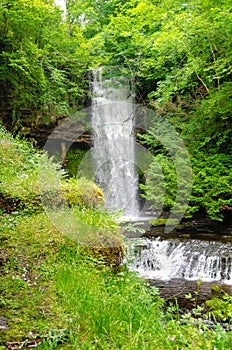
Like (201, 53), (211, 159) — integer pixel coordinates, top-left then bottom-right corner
(1, 124), (232, 349)
(1, 212), (232, 349)
(1, 212), (231, 349)
(54, 260), (222, 350)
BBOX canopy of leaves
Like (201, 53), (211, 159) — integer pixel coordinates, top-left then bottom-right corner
(74, 0), (231, 221)
(0, 0), (231, 220)
(0, 0), (90, 132)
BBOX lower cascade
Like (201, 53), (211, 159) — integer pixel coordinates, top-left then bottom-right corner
(126, 237), (232, 284)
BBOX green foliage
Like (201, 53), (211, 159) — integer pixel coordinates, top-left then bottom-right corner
(138, 117), (193, 220)
(0, 123), (104, 210)
(188, 153), (232, 220)
(62, 177), (104, 208)
(140, 153), (177, 211)
(139, 140), (232, 221)
(64, 148), (87, 177)
(1, 3), (232, 347)
(3, 208), (228, 349)
(185, 83), (232, 155)
(0, 212), (66, 343)
(0, 0), (90, 130)
(0, 123), (42, 211)
(206, 293), (232, 323)
(55, 256), (228, 349)
(1, 0), (231, 220)
(0, 126), (232, 350)
(68, 0), (231, 221)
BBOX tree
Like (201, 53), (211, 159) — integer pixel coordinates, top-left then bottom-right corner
(0, 0), (90, 132)
(82, 0), (232, 220)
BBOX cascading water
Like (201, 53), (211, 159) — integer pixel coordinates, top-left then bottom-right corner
(90, 68), (232, 286)
(91, 67), (140, 217)
(126, 237), (232, 284)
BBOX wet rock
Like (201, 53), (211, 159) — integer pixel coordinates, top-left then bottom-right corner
(144, 219), (232, 244)
(84, 245), (124, 269)
(149, 278), (232, 309)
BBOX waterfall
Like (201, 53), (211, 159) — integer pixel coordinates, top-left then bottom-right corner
(91, 68), (140, 217)
(126, 237), (232, 284)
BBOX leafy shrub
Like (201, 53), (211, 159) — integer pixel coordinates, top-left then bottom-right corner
(206, 293), (232, 323)
(64, 148), (87, 177)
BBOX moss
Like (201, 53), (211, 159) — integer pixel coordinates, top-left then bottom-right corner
(80, 245), (124, 268)
(62, 177), (104, 208)
(149, 217), (181, 228)
(80, 229), (124, 268)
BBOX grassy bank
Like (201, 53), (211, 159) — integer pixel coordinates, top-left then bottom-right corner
(0, 125), (232, 349)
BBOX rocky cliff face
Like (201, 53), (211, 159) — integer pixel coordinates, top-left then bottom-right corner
(0, 104), (92, 150)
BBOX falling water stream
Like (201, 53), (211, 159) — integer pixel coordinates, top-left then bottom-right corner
(91, 68), (140, 217)
(91, 68), (232, 286)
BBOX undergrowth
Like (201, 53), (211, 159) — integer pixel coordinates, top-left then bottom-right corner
(0, 124), (232, 349)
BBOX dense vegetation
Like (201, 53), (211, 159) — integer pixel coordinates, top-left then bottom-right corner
(1, 123), (232, 349)
(0, 1), (232, 347)
(0, 0), (90, 136)
(0, 0), (231, 220)
(81, 0), (232, 221)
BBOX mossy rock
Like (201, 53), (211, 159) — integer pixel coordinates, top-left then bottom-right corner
(81, 245), (124, 268)
(149, 218), (179, 227)
(148, 218), (168, 227)
(80, 230), (124, 268)
(62, 178), (104, 208)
